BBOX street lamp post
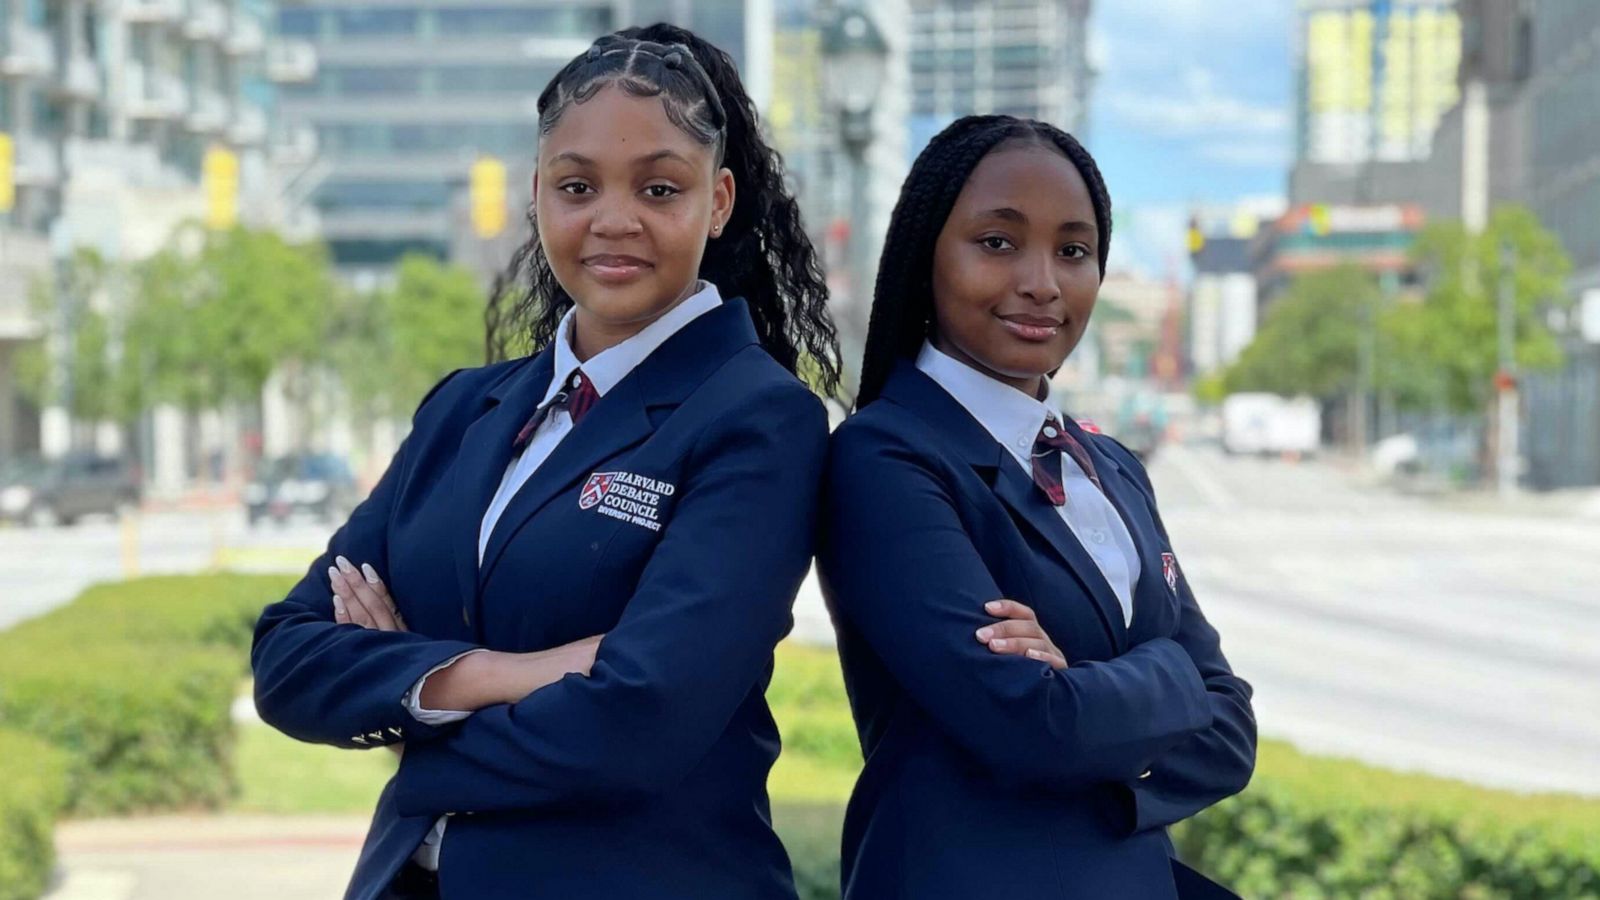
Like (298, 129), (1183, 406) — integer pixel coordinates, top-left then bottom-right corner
(820, 5), (888, 378)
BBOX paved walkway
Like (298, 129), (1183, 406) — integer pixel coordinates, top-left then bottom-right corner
(45, 816), (369, 900)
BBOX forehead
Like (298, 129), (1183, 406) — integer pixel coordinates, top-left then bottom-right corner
(950, 144), (1096, 224)
(538, 82), (712, 166)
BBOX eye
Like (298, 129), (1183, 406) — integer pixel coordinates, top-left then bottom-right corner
(978, 235), (1015, 251)
(1061, 244), (1090, 259)
(559, 182), (594, 196)
(643, 184), (681, 199)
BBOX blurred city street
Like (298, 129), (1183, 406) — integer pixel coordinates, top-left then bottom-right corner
(6, 442), (1597, 801)
(0, 510), (326, 631)
(1148, 444), (1600, 797)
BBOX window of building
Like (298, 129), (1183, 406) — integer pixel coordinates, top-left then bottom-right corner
(333, 8), (418, 38)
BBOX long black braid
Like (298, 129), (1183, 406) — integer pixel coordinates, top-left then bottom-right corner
(487, 24), (841, 397)
(855, 115), (1112, 408)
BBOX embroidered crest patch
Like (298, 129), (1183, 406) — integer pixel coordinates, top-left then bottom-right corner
(579, 471), (676, 532)
(1161, 552), (1179, 594)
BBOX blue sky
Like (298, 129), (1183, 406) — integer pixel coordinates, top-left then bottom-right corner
(1086, 0), (1295, 278)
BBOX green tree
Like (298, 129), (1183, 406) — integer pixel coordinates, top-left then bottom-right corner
(1224, 264), (1377, 401)
(12, 250), (147, 448)
(337, 254), (486, 418)
(125, 224), (334, 409)
(1390, 206), (1573, 415)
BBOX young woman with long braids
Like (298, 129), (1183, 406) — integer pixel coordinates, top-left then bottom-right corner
(819, 115), (1256, 899)
(252, 25), (838, 900)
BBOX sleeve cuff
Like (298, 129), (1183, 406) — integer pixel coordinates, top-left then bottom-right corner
(404, 649), (488, 724)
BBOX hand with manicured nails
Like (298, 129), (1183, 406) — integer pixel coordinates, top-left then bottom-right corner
(330, 556), (406, 632)
(326, 557), (605, 741)
(976, 599), (1070, 670)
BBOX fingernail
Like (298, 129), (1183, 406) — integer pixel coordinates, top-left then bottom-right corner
(985, 601), (1002, 612)
(328, 565), (341, 582)
(991, 639), (1008, 649)
(335, 556), (355, 573)
(975, 627), (994, 641)
(361, 563), (379, 584)
(332, 596), (346, 616)
(1026, 649), (1042, 660)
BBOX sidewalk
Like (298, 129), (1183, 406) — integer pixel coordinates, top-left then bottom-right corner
(45, 815), (369, 900)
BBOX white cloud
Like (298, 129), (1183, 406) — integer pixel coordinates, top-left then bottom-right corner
(1104, 65), (1290, 139)
(1198, 138), (1291, 168)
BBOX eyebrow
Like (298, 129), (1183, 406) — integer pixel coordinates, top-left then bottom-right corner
(548, 149), (696, 167)
(975, 207), (1097, 234)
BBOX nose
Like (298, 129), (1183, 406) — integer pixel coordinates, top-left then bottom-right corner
(1015, 249), (1062, 306)
(589, 194), (643, 239)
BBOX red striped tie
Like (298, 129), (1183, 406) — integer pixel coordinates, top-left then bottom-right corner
(512, 369), (599, 453)
(1031, 415), (1103, 506)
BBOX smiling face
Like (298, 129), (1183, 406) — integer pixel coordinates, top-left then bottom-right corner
(928, 140), (1101, 396)
(535, 83), (735, 359)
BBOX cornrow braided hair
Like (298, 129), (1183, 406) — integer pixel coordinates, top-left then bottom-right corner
(487, 24), (841, 398)
(855, 115), (1112, 408)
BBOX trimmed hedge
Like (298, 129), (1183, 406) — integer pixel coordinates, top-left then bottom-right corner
(0, 575), (291, 815)
(766, 645), (1600, 900)
(0, 730), (68, 900)
(1172, 742), (1600, 899)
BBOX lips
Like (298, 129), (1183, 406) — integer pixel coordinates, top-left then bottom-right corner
(582, 254), (654, 283)
(997, 312), (1065, 343)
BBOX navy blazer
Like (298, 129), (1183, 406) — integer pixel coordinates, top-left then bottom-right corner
(250, 299), (827, 900)
(818, 362), (1255, 900)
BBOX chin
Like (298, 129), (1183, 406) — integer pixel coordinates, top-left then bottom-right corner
(575, 281), (674, 324)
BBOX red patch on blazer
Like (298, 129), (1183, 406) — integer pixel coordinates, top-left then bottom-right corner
(579, 472), (617, 510)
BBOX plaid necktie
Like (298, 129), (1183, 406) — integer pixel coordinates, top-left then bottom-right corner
(1031, 415), (1103, 506)
(512, 368), (599, 453)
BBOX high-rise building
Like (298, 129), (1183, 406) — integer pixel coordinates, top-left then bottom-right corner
(275, 1), (774, 276)
(1186, 201), (1286, 378)
(1, 0), (284, 460)
(1520, 0), (1600, 489)
(1296, 0), (1462, 166)
(1526, 2), (1600, 290)
(907, 0), (1093, 150)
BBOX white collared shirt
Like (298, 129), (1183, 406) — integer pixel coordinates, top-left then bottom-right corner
(914, 341), (1139, 627)
(403, 281), (722, 871)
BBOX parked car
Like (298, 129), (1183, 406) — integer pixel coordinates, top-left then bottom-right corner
(0, 454), (140, 526)
(245, 453), (359, 527)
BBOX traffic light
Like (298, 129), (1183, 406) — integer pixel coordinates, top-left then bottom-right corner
(203, 145), (239, 230)
(0, 132), (14, 214)
(471, 156), (507, 239)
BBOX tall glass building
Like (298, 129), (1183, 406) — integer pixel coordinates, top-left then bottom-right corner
(275, 0), (768, 272)
(1296, 0), (1462, 165)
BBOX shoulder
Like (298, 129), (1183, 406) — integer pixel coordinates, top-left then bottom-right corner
(828, 400), (957, 493)
(700, 346), (828, 428)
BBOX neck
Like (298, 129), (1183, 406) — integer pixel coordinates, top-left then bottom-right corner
(931, 334), (1049, 400)
(570, 280), (700, 362)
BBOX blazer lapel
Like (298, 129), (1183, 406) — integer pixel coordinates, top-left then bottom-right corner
(450, 351), (553, 613)
(476, 377), (652, 581)
(475, 298), (762, 587)
(1060, 417), (1169, 639)
(878, 363), (1128, 653)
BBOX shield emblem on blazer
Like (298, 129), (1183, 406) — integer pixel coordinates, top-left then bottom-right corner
(580, 472), (617, 510)
(1161, 552), (1179, 595)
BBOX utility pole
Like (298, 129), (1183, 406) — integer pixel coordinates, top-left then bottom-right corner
(1496, 242), (1519, 498)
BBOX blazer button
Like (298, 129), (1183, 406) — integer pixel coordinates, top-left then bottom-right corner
(1139, 769), (1153, 780)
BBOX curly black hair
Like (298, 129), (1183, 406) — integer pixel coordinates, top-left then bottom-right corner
(855, 115), (1112, 408)
(486, 24), (841, 397)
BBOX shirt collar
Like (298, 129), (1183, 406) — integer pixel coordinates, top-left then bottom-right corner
(545, 280), (723, 404)
(914, 340), (1057, 466)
